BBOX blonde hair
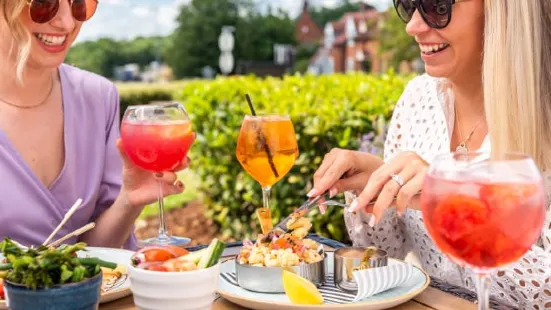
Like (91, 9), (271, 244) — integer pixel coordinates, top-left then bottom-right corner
(1, 0), (32, 83)
(483, 0), (551, 170)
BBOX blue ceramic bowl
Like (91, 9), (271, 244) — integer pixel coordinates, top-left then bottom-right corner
(4, 271), (102, 310)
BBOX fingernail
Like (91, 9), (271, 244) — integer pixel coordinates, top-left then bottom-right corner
(350, 199), (359, 211)
(307, 189), (318, 197)
(329, 187), (338, 198)
(154, 172), (163, 178)
(368, 216), (376, 228)
(319, 205), (327, 215)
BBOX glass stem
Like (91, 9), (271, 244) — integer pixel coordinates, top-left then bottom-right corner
(475, 273), (490, 310)
(157, 178), (168, 240)
(262, 186), (271, 210)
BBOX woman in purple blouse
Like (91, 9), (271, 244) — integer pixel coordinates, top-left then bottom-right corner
(0, 1), (188, 250)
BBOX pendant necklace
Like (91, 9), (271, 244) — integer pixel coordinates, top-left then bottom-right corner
(455, 108), (484, 154)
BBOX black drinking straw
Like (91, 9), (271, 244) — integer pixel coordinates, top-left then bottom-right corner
(245, 94), (279, 179)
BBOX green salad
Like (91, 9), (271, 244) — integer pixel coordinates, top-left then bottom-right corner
(0, 238), (116, 289)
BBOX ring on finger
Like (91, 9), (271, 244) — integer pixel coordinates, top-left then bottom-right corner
(389, 173), (405, 187)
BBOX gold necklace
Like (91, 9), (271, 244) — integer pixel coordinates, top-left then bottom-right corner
(455, 109), (484, 154)
(0, 77), (55, 109)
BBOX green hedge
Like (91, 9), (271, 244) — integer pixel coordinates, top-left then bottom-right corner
(170, 72), (413, 242)
(119, 89), (173, 118)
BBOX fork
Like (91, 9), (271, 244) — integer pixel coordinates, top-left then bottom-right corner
(319, 191), (422, 209)
(320, 199), (350, 208)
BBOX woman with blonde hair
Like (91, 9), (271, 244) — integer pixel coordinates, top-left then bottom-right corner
(310, 0), (551, 308)
(0, 0), (189, 249)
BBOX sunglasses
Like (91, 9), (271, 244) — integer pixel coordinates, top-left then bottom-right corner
(393, 0), (464, 29)
(25, 0), (98, 24)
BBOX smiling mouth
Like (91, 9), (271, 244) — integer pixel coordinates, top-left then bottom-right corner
(34, 33), (68, 47)
(419, 43), (450, 55)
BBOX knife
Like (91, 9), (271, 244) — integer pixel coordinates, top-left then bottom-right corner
(260, 190), (421, 243)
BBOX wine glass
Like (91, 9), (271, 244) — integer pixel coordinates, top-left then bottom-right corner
(420, 152), (546, 309)
(236, 114), (299, 233)
(120, 102), (195, 247)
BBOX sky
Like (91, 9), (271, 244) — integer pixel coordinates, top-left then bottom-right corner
(76, 0), (392, 43)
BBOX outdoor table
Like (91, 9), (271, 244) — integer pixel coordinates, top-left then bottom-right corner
(100, 235), (480, 310)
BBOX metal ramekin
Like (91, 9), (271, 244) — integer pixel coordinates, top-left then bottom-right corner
(333, 247), (388, 293)
(235, 253), (326, 293)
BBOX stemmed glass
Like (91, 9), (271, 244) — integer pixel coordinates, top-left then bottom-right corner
(120, 102), (195, 247)
(420, 152), (546, 309)
(236, 114), (299, 233)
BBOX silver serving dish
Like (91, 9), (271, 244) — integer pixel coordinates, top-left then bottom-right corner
(235, 251), (326, 293)
(334, 247), (388, 293)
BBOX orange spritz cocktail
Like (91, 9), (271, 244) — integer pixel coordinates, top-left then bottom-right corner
(236, 115), (298, 187)
(236, 114), (298, 234)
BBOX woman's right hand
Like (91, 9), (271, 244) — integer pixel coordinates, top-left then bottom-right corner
(308, 148), (384, 198)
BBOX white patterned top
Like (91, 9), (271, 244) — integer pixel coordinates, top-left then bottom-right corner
(344, 74), (551, 309)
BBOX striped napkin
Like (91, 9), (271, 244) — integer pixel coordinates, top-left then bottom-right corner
(352, 262), (413, 302)
(221, 262), (413, 304)
(221, 273), (356, 304)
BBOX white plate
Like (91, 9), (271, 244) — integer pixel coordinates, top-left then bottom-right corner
(0, 247), (132, 309)
(217, 252), (430, 310)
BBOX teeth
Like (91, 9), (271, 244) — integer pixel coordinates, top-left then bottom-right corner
(419, 43), (449, 54)
(36, 33), (67, 46)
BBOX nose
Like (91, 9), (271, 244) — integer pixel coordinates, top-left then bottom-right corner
(406, 10), (431, 37)
(50, 1), (76, 31)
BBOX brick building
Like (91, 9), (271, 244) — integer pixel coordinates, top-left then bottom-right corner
(295, 1), (323, 46)
(297, 1), (389, 74)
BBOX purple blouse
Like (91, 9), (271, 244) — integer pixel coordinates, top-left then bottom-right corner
(0, 64), (137, 250)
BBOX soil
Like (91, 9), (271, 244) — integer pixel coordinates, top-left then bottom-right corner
(134, 201), (220, 247)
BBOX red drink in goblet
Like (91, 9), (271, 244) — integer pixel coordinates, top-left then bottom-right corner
(420, 152), (545, 310)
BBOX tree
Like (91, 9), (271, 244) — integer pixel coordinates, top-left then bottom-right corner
(310, 0), (361, 27)
(66, 36), (167, 78)
(234, 9), (296, 64)
(164, 0), (243, 78)
(165, 0), (295, 78)
(378, 10), (418, 70)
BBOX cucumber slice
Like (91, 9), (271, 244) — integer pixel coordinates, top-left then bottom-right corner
(197, 239), (226, 269)
(179, 248), (207, 265)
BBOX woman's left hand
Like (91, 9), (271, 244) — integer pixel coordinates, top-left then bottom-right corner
(116, 139), (190, 208)
(350, 151), (427, 226)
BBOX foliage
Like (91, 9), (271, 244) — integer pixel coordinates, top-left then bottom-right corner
(173, 72), (413, 241)
(309, 0), (361, 27)
(378, 10), (419, 69)
(66, 36), (167, 78)
(165, 0), (296, 78)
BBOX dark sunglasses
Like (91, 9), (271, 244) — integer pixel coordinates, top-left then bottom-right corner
(393, 0), (465, 29)
(25, 0), (98, 24)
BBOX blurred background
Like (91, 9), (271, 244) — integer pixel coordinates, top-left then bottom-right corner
(67, 0), (423, 246)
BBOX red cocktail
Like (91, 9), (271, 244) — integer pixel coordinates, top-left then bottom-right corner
(421, 152), (545, 310)
(121, 121), (194, 172)
(120, 103), (195, 247)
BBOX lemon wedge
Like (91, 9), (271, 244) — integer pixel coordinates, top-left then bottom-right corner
(282, 269), (324, 305)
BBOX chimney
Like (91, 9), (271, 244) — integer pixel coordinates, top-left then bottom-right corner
(303, 0), (309, 12)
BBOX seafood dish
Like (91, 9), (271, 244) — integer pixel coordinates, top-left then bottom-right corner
(238, 215), (324, 268)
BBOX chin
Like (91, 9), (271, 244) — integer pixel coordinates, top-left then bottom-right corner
(424, 65), (453, 79)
